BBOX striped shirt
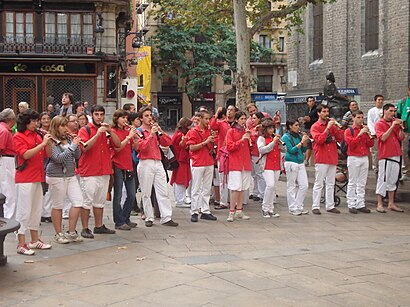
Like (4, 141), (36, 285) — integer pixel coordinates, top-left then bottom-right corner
(46, 142), (81, 177)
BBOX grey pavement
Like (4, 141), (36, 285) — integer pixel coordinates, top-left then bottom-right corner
(1, 170), (410, 306)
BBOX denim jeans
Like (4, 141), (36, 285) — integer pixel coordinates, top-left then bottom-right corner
(113, 165), (136, 227)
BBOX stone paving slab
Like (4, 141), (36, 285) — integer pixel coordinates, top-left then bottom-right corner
(1, 179), (410, 306)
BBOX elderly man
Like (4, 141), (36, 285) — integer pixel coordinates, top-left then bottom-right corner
(0, 108), (17, 218)
(18, 101), (29, 114)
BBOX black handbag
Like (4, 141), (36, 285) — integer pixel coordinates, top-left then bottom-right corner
(160, 145), (179, 171)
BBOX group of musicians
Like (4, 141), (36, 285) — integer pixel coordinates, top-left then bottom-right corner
(0, 97), (406, 256)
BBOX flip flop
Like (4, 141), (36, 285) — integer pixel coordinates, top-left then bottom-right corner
(376, 208), (387, 213)
(214, 204), (228, 210)
(389, 207), (404, 212)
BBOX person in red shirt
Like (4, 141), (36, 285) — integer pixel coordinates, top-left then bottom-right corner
(225, 111), (252, 222)
(257, 119), (282, 218)
(136, 106), (178, 227)
(210, 105), (237, 210)
(344, 110), (374, 214)
(375, 103), (406, 213)
(310, 104), (344, 215)
(77, 105), (121, 238)
(245, 103), (271, 130)
(185, 111), (218, 222)
(0, 108), (16, 219)
(13, 109), (53, 255)
(110, 109), (138, 230)
(170, 117), (192, 208)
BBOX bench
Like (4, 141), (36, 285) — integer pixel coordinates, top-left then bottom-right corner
(0, 194), (20, 266)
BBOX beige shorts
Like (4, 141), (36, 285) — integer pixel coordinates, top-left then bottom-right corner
(47, 176), (84, 209)
(228, 171), (251, 191)
(80, 175), (110, 209)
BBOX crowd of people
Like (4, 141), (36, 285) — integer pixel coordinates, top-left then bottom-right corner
(0, 89), (409, 256)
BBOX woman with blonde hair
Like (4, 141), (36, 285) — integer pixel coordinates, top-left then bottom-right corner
(46, 116), (84, 243)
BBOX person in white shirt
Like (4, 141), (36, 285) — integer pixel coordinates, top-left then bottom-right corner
(367, 95), (384, 171)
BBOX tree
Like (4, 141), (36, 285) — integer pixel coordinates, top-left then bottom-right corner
(153, 0), (336, 111)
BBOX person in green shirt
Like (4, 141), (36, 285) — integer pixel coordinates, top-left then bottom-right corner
(396, 86), (410, 180)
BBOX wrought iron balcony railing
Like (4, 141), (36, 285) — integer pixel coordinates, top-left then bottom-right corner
(0, 36), (96, 55)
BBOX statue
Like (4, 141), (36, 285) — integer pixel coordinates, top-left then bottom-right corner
(323, 72), (349, 122)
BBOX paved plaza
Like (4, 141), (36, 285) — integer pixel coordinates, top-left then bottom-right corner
(1, 175), (410, 306)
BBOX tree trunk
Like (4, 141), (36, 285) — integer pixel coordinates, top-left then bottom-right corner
(233, 0), (252, 112)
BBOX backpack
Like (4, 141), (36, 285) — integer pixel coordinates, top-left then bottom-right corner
(339, 127), (354, 159)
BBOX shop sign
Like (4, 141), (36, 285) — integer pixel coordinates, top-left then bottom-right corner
(251, 93), (277, 101)
(0, 62), (96, 74)
(158, 95), (181, 105)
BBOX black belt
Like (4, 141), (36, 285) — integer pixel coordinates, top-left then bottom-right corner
(0, 154), (15, 158)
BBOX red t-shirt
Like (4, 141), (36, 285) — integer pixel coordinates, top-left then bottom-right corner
(111, 128), (133, 170)
(210, 117), (231, 151)
(78, 123), (113, 177)
(14, 130), (46, 183)
(375, 119), (404, 160)
(263, 137), (281, 171)
(137, 127), (172, 161)
(226, 127), (252, 171)
(186, 125), (214, 167)
(0, 122), (16, 155)
(311, 120), (344, 165)
(250, 127), (260, 157)
(345, 125), (374, 157)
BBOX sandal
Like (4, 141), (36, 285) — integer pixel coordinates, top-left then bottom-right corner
(376, 208), (387, 213)
(214, 204), (228, 210)
(389, 207), (404, 212)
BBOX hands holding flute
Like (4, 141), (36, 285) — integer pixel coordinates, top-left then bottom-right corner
(326, 117), (343, 129)
(66, 132), (88, 148)
(37, 128), (60, 145)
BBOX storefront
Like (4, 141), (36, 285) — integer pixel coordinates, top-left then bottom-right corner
(191, 93), (216, 114)
(252, 92), (286, 123)
(157, 93), (182, 129)
(0, 60), (98, 112)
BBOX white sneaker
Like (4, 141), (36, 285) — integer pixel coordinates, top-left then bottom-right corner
(28, 239), (52, 250)
(176, 203), (190, 208)
(290, 211), (302, 216)
(269, 211), (280, 218)
(65, 231), (83, 242)
(227, 212), (235, 222)
(184, 197), (192, 204)
(300, 210), (309, 215)
(235, 211), (250, 220)
(262, 211), (271, 218)
(16, 244), (35, 256)
(62, 210), (69, 219)
(54, 233), (70, 244)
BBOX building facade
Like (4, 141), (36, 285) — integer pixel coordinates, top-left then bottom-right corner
(0, 0), (131, 115)
(286, 0), (410, 119)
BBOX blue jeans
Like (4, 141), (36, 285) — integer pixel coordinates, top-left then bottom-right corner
(113, 165), (136, 227)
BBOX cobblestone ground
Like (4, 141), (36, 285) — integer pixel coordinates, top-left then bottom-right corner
(2, 176), (410, 306)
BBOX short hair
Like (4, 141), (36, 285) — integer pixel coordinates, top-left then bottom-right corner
(252, 111), (265, 120)
(39, 112), (50, 128)
(374, 95), (384, 101)
(217, 108), (226, 119)
(73, 101), (84, 113)
(351, 110), (364, 117)
(246, 103), (257, 111)
(285, 119), (299, 130)
(383, 103), (395, 112)
(0, 108), (16, 123)
(91, 105), (105, 114)
(128, 112), (140, 123)
(176, 117), (192, 133)
(112, 109), (128, 127)
(197, 110), (210, 118)
(16, 109), (40, 132)
(306, 96), (315, 102)
(62, 93), (74, 104)
(234, 111), (246, 121)
(49, 116), (69, 140)
(67, 114), (78, 122)
(138, 106), (152, 118)
(18, 101), (29, 110)
(316, 104), (329, 114)
(227, 105), (238, 112)
(123, 103), (135, 111)
(349, 100), (358, 107)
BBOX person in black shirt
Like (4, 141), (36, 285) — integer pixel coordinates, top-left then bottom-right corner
(302, 96), (318, 165)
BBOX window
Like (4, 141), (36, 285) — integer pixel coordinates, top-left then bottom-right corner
(4, 12), (34, 44)
(312, 3), (323, 60)
(278, 36), (285, 53)
(259, 35), (271, 49)
(257, 75), (272, 92)
(44, 12), (94, 45)
(365, 0), (379, 51)
(224, 70), (232, 85)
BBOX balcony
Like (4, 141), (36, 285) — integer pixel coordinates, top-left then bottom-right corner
(0, 36), (96, 55)
(250, 53), (287, 65)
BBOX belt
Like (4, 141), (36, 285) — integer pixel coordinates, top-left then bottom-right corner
(0, 154), (15, 158)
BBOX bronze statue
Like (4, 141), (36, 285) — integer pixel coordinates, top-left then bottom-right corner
(323, 72), (349, 122)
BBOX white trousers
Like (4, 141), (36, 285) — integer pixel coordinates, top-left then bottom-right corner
(173, 184), (186, 205)
(251, 156), (265, 198)
(0, 156), (16, 219)
(15, 182), (43, 235)
(376, 156), (400, 197)
(262, 170), (280, 212)
(347, 156), (368, 209)
(137, 159), (172, 223)
(190, 164), (213, 215)
(42, 190), (52, 217)
(312, 163), (336, 210)
(284, 161), (308, 212)
(218, 160), (229, 205)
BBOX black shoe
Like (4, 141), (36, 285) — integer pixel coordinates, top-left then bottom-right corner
(357, 207), (371, 213)
(115, 224), (131, 230)
(312, 209), (322, 215)
(81, 228), (94, 239)
(327, 208), (341, 214)
(249, 195), (253, 200)
(127, 221), (138, 228)
(252, 196), (261, 202)
(349, 208), (358, 214)
(201, 213), (217, 221)
(163, 220), (178, 227)
(41, 216), (52, 223)
(145, 220), (153, 227)
(93, 224), (116, 234)
(191, 214), (198, 222)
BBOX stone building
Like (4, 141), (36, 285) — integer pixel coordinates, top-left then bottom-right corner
(0, 0), (131, 116)
(286, 0), (410, 119)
